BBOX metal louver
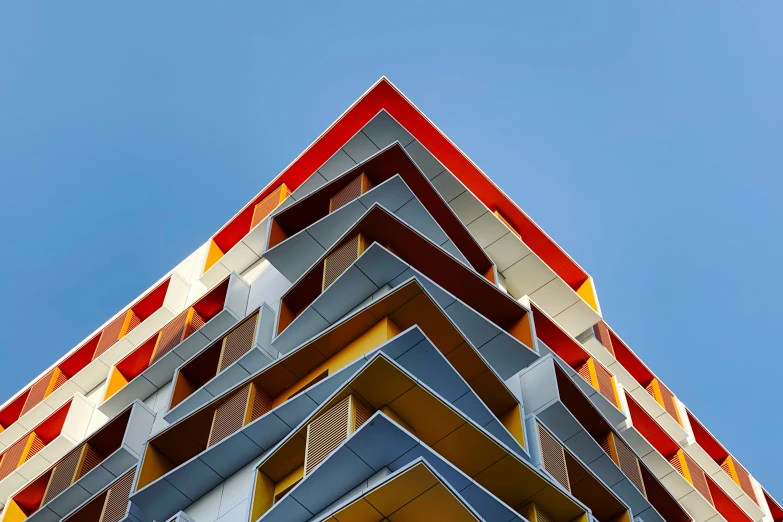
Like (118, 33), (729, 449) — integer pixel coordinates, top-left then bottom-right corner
(93, 313), (129, 359)
(322, 234), (365, 291)
(21, 369), (60, 416)
(217, 312), (259, 373)
(645, 379), (682, 426)
(593, 321), (615, 357)
(251, 184), (290, 229)
(98, 468), (135, 522)
(76, 444), (103, 479)
(150, 309), (189, 365)
(536, 423), (571, 492)
(329, 173), (373, 213)
(670, 450), (713, 506)
(721, 456), (757, 501)
(304, 395), (372, 475)
(207, 383), (270, 448)
(598, 433), (646, 497)
(575, 358), (620, 408)
(519, 503), (554, 522)
(42, 447), (83, 504)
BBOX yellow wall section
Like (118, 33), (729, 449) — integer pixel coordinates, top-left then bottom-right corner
(137, 444), (176, 489)
(272, 317), (401, 408)
(576, 277), (599, 312)
(251, 470), (275, 521)
(499, 404), (525, 448)
(274, 464), (304, 500)
(204, 240), (224, 272)
(104, 367), (129, 400)
(3, 500), (27, 522)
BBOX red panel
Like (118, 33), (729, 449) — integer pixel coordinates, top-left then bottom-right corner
(686, 410), (729, 463)
(708, 475), (754, 522)
(116, 335), (159, 381)
(530, 305), (590, 367)
(35, 400), (72, 443)
(764, 490), (783, 522)
(0, 392), (29, 429)
(609, 329), (654, 385)
(193, 278), (230, 320)
(625, 393), (680, 458)
(212, 79), (587, 288)
(60, 333), (101, 378)
(13, 471), (51, 513)
(132, 278), (170, 320)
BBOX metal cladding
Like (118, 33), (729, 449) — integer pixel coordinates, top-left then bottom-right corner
(0, 78), (774, 522)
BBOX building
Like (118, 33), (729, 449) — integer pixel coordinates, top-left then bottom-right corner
(0, 77), (779, 522)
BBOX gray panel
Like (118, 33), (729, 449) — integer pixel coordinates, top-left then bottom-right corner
(199, 431), (260, 479)
(274, 308), (330, 355)
(318, 150), (356, 181)
(264, 230), (326, 283)
(236, 347), (274, 375)
(452, 392), (493, 428)
(275, 393), (319, 429)
(292, 447), (374, 514)
(172, 329), (211, 359)
(312, 265), (378, 324)
(458, 483), (520, 522)
(167, 457), (222, 501)
(131, 478), (192, 522)
(404, 140), (445, 179)
(362, 111), (414, 149)
(346, 416), (418, 472)
(357, 175), (414, 214)
(165, 387), (213, 424)
(124, 402), (156, 455)
(484, 419), (523, 456)
(45, 483), (90, 517)
(376, 328), (426, 360)
(243, 412), (292, 451)
(101, 447), (138, 477)
(260, 495), (312, 522)
(204, 363), (249, 398)
(342, 131), (379, 163)
(479, 332), (536, 381)
(305, 199), (368, 251)
(305, 360), (367, 405)
(429, 170), (466, 203)
(392, 198), (449, 246)
(395, 342), (468, 403)
(518, 358), (560, 414)
(416, 274), (456, 309)
(291, 172), (327, 201)
(354, 244), (408, 287)
(444, 300), (501, 348)
(78, 462), (117, 494)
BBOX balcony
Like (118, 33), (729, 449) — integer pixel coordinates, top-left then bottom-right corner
(165, 303), (277, 423)
(264, 143), (494, 284)
(61, 466), (136, 522)
(621, 393), (753, 522)
(682, 409), (764, 521)
(201, 183), (292, 287)
(0, 275), (187, 451)
(0, 396), (93, 510)
(517, 355), (691, 522)
(2, 401), (154, 522)
(578, 321), (689, 445)
(98, 274), (249, 418)
(249, 355), (586, 522)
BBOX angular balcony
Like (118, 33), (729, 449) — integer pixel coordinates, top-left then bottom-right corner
(2, 401), (154, 522)
(165, 304), (277, 422)
(578, 321), (689, 445)
(0, 396), (93, 510)
(249, 355), (587, 522)
(98, 274), (249, 418)
(61, 466), (136, 522)
(762, 489), (783, 522)
(0, 275), (187, 451)
(621, 393), (753, 522)
(517, 355), (691, 522)
(682, 409), (764, 521)
(530, 420), (631, 522)
(264, 143), (494, 284)
(530, 305), (624, 425)
(272, 207), (536, 373)
(201, 183), (292, 287)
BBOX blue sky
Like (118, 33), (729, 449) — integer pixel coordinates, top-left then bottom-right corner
(1, 0), (782, 495)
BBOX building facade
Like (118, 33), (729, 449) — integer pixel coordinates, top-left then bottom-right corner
(0, 78), (779, 522)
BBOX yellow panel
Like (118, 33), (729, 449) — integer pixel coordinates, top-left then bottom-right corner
(445, 343), (488, 383)
(137, 444), (175, 489)
(500, 404), (525, 448)
(388, 293), (463, 353)
(4, 499), (27, 522)
(328, 318), (400, 373)
(104, 366), (129, 400)
(432, 423), (507, 477)
(204, 239), (224, 272)
(389, 483), (479, 522)
(527, 483), (585, 522)
(507, 312), (535, 348)
(348, 358), (415, 410)
(576, 277), (599, 312)
(474, 455), (542, 511)
(380, 406), (414, 434)
(365, 463), (438, 516)
(119, 310), (138, 338)
(334, 498), (384, 522)
(274, 464), (304, 499)
(387, 386), (464, 446)
(250, 470), (275, 522)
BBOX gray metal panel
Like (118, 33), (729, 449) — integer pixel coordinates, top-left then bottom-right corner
(243, 412), (292, 451)
(263, 230), (326, 283)
(43, 483), (91, 518)
(199, 431), (260, 479)
(361, 112), (413, 149)
(444, 299), (501, 348)
(143, 351), (185, 388)
(77, 461), (117, 494)
(167, 457), (222, 501)
(318, 149), (356, 181)
(305, 200), (368, 251)
(346, 415), (418, 472)
(131, 478), (192, 522)
(404, 140), (445, 179)
(478, 331), (537, 381)
(274, 392), (319, 429)
(393, 197), (449, 246)
(101, 446), (139, 477)
(123, 401), (156, 456)
(357, 175), (414, 213)
(354, 244), (408, 287)
(274, 307), (331, 355)
(452, 392), (493, 428)
(342, 131), (380, 163)
(395, 341), (468, 403)
(311, 265), (378, 324)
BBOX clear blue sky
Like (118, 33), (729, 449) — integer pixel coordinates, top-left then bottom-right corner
(1, 0), (781, 496)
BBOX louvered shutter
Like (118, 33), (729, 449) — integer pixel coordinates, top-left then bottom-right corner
(322, 234), (365, 291)
(207, 383), (270, 448)
(304, 396), (371, 475)
(519, 503), (554, 522)
(42, 447), (83, 504)
(251, 184), (290, 229)
(150, 310), (188, 365)
(76, 444), (103, 479)
(575, 359), (619, 408)
(536, 423), (570, 492)
(645, 379), (682, 426)
(329, 173), (373, 213)
(94, 313), (129, 359)
(721, 457), (756, 501)
(217, 312), (258, 373)
(598, 433), (646, 497)
(670, 450), (713, 506)
(98, 468), (135, 522)
(21, 369), (57, 416)
(593, 321), (615, 357)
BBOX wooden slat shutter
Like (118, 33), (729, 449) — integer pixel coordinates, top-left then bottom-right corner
(304, 396), (371, 475)
(42, 446), (83, 504)
(322, 234), (365, 290)
(536, 423), (570, 492)
(150, 309), (189, 365)
(94, 313), (129, 359)
(645, 379), (682, 426)
(251, 184), (290, 229)
(721, 456), (756, 501)
(599, 433), (646, 497)
(98, 468), (135, 522)
(670, 449), (713, 506)
(217, 312), (259, 373)
(593, 321), (615, 357)
(207, 383), (270, 448)
(329, 173), (373, 213)
(519, 503), (554, 522)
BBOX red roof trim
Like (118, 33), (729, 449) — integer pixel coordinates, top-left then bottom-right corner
(213, 78), (588, 288)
